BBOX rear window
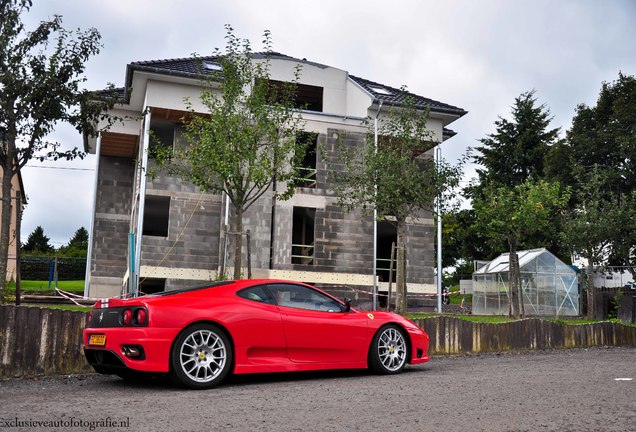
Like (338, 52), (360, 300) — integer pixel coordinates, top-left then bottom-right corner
(236, 286), (276, 305)
(149, 281), (234, 297)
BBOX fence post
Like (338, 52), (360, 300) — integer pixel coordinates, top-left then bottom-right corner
(53, 257), (59, 289)
(220, 227), (228, 280)
(15, 192), (22, 305)
(246, 230), (252, 279)
(387, 242), (395, 311)
(48, 259), (54, 289)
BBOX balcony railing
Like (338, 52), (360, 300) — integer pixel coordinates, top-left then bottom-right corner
(294, 167), (317, 188)
(291, 243), (314, 265)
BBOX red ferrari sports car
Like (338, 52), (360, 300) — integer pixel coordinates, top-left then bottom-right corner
(84, 279), (430, 389)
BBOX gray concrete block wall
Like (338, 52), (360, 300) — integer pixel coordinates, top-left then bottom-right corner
(268, 129), (375, 276)
(140, 192), (222, 271)
(165, 278), (215, 290)
(90, 124), (437, 291)
(312, 205), (374, 274)
(91, 156), (134, 279)
(406, 222), (435, 284)
(298, 127), (433, 284)
(271, 205), (292, 269)
(229, 188), (274, 271)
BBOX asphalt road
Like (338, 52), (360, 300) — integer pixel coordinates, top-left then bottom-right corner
(1, 347), (634, 432)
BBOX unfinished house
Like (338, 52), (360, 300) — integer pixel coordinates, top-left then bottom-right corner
(0, 166), (25, 282)
(84, 53), (466, 304)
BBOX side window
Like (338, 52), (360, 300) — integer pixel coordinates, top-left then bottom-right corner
(268, 284), (344, 312)
(237, 286), (276, 305)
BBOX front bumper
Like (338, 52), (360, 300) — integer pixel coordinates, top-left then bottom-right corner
(83, 327), (180, 373)
(407, 328), (430, 365)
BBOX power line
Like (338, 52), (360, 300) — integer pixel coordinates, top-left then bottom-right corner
(24, 165), (94, 171)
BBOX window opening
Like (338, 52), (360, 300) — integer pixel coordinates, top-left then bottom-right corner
(292, 207), (316, 265)
(143, 195), (170, 237)
(139, 278), (166, 295)
(266, 79), (324, 112)
(149, 120), (175, 159)
(376, 221), (397, 283)
(295, 132), (318, 188)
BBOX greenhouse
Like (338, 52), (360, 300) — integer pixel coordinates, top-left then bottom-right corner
(472, 248), (579, 316)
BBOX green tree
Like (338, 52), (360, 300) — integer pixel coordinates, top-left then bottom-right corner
(553, 73), (636, 197)
(473, 180), (570, 317)
(57, 227), (88, 257)
(609, 191), (636, 272)
(153, 26), (307, 279)
(471, 90), (560, 193)
(22, 225), (54, 255)
(550, 73), (636, 270)
(468, 90), (567, 262)
(558, 169), (621, 318)
(333, 91), (463, 314)
(439, 209), (503, 287)
(0, 0), (115, 300)
(440, 209), (500, 269)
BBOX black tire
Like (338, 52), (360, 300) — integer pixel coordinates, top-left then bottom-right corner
(170, 323), (233, 389)
(368, 325), (409, 375)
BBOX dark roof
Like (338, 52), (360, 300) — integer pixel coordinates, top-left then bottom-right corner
(442, 127), (457, 139)
(124, 55), (223, 94)
(121, 53), (466, 117)
(349, 75), (467, 117)
(94, 87), (126, 103)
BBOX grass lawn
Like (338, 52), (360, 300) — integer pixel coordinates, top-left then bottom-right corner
(406, 313), (636, 326)
(23, 304), (92, 312)
(9, 280), (85, 293)
(448, 285), (471, 305)
(407, 313), (516, 323)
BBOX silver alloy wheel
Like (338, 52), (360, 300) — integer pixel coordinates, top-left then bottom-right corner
(377, 327), (407, 372)
(179, 329), (227, 383)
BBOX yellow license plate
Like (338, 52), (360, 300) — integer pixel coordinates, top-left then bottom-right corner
(89, 334), (106, 346)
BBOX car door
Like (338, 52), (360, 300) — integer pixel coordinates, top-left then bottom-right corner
(234, 285), (287, 366)
(268, 283), (369, 364)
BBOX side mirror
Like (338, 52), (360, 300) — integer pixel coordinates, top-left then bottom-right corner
(343, 297), (352, 312)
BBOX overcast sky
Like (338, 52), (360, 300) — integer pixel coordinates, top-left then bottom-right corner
(19, 0), (636, 247)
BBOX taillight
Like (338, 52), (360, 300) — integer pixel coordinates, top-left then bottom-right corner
(122, 309), (132, 325)
(135, 308), (147, 324)
(87, 311), (93, 325)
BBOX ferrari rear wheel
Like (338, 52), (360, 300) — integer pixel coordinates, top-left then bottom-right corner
(368, 325), (408, 374)
(170, 323), (233, 389)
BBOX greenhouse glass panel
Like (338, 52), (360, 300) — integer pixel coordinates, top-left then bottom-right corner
(472, 248), (579, 316)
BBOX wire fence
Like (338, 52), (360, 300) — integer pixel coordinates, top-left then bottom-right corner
(13, 256), (86, 282)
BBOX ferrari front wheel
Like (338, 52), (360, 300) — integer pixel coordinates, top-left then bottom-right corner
(368, 325), (408, 374)
(170, 323), (233, 389)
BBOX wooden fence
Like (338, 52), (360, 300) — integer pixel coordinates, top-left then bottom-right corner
(0, 305), (92, 378)
(1, 305), (635, 378)
(413, 316), (636, 355)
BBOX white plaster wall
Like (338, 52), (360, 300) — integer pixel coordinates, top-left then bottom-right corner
(266, 58), (349, 115)
(346, 81), (374, 118)
(371, 109), (445, 144)
(144, 80), (213, 113)
(425, 117), (444, 143)
(102, 107), (141, 135)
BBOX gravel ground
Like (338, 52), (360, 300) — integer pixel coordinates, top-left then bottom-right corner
(1, 347), (634, 432)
